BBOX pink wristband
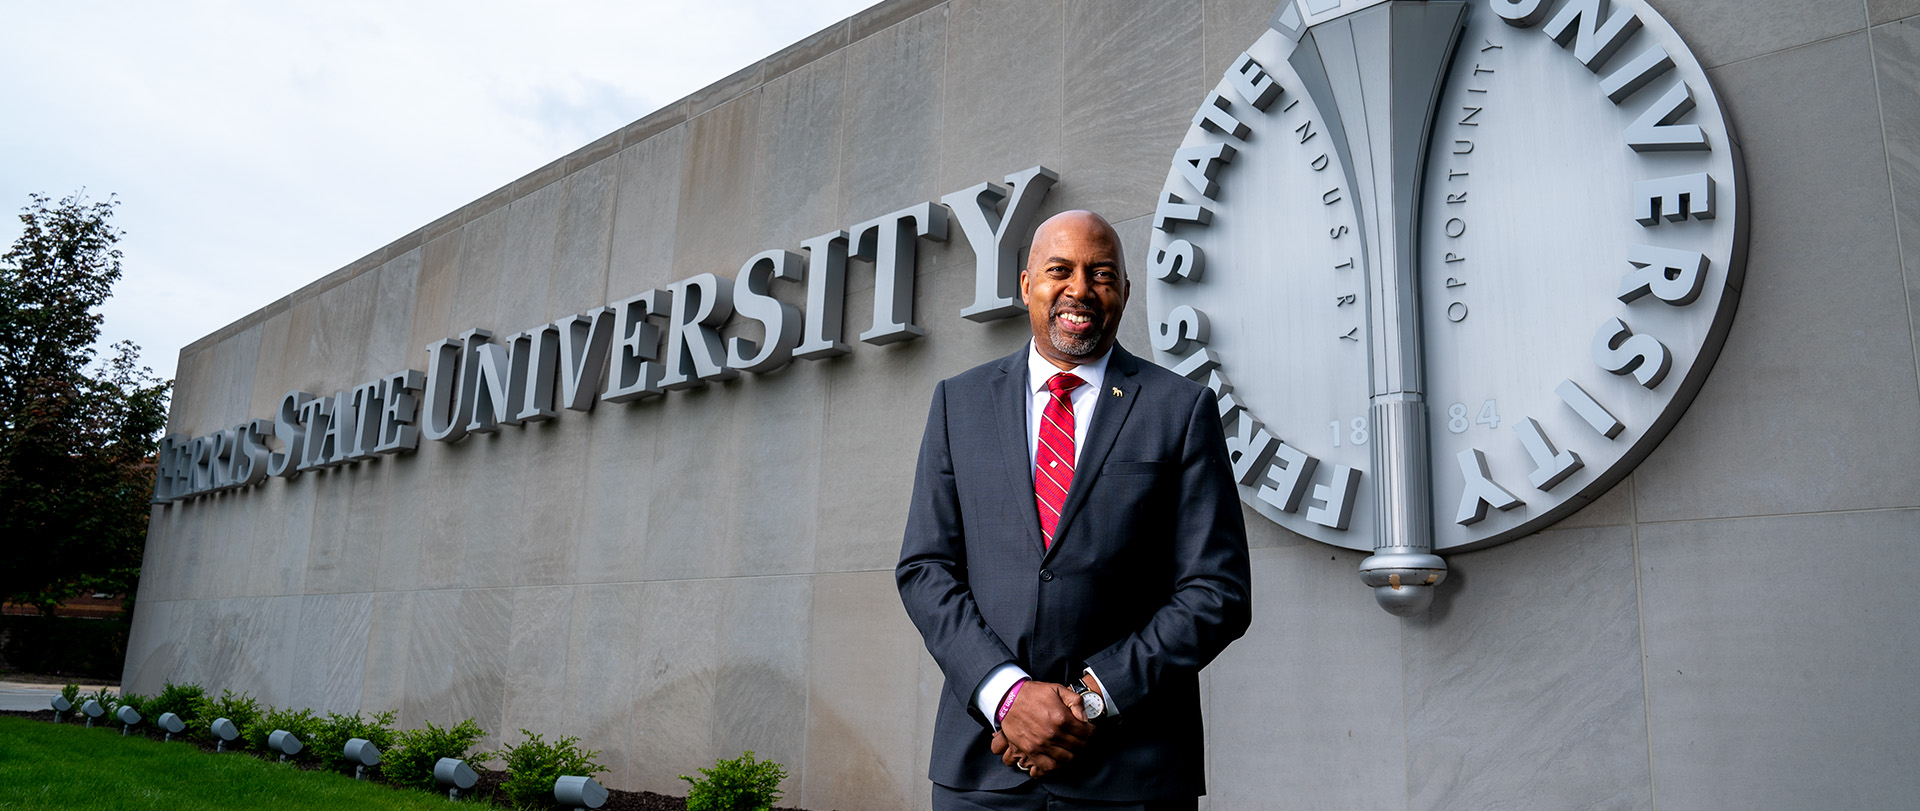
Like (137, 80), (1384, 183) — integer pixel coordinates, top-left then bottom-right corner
(996, 678), (1029, 726)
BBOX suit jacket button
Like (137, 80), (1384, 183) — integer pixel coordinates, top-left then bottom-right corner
(1039, 569), (1054, 582)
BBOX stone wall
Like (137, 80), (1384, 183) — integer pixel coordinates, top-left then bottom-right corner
(126, 1), (1920, 808)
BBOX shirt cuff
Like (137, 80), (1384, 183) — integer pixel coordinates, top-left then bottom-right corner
(975, 663), (1031, 729)
(1083, 666), (1121, 718)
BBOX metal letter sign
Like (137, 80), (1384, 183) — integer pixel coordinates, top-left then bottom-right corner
(1148, 0), (1746, 615)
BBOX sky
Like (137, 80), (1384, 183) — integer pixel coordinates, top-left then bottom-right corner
(1, 0), (879, 383)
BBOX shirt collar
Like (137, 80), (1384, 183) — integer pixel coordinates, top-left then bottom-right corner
(1027, 341), (1112, 396)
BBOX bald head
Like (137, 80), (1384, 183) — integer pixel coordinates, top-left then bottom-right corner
(1020, 210), (1130, 369)
(1027, 210), (1126, 281)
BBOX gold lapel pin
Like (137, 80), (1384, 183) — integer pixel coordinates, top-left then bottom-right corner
(1111, 387), (1123, 397)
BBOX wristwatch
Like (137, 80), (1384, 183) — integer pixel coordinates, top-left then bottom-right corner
(1070, 679), (1107, 723)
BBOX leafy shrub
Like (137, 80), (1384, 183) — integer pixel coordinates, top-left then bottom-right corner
(142, 680), (205, 725)
(59, 683), (80, 708)
(681, 751), (787, 811)
(244, 706), (322, 760)
(383, 718), (491, 791)
(500, 730), (608, 810)
(81, 687), (119, 719)
(188, 689), (261, 747)
(311, 710), (399, 775)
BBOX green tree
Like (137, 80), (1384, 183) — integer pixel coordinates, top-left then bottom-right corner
(0, 192), (170, 615)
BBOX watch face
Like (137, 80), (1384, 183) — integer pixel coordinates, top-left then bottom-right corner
(1080, 690), (1105, 720)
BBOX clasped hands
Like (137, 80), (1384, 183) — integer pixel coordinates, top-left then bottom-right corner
(989, 681), (1095, 779)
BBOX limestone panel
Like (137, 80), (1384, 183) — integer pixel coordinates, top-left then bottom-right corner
(723, 366), (826, 578)
(608, 125), (686, 299)
(1403, 526), (1652, 811)
(1110, 212), (1157, 361)
(752, 51), (848, 250)
(839, 6), (948, 226)
(121, 599), (182, 694)
(512, 413), (594, 587)
(1638, 510), (1920, 810)
(613, 579), (727, 794)
(496, 179), (564, 332)
(673, 95), (762, 281)
(363, 249), (422, 380)
(449, 205), (512, 336)
(359, 591), (415, 714)
(134, 510), (177, 605)
(1875, 17), (1920, 375)
(402, 587), (511, 737)
(561, 583), (646, 790)
(171, 599), (217, 690)
(1057, 1), (1204, 223)
(146, 499), (193, 603)
(164, 504), (210, 603)
(502, 586), (577, 737)
(371, 449), (433, 593)
(1634, 32), (1920, 521)
(331, 463), (387, 594)
(1655, 0), (1866, 68)
(168, 347), (212, 434)
(302, 466), (368, 595)
(712, 576), (812, 783)
(803, 571), (925, 810)
(643, 384), (742, 582)
(205, 488), (259, 601)
(248, 308), (294, 418)
(285, 267), (379, 394)
(1205, 545), (1406, 810)
(940, 0), (1065, 194)
(575, 401), (660, 585)
(184, 596), (301, 706)
(246, 476), (314, 597)
(209, 323), (264, 428)
(1204, 0), (1278, 81)
(1872, 0), (1920, 24)
(409, 232), (462, 358)
(549, 156), (619, 318)
(289, 592), (376, 714)
(816, 265), (1032, 574)
(418, 435), (481, 591)
(451, 432), (535, 590)
(1554, 474), (1635, 529)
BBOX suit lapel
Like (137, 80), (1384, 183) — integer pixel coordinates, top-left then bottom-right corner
(991, 349), (1047, 553)
(1044, 346), (1142, 562)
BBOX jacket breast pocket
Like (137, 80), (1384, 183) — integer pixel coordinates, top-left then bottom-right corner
(1101, 460), (1165, 477)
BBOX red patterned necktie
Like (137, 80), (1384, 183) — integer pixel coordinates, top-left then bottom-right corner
(1035, 372), (1085, 548)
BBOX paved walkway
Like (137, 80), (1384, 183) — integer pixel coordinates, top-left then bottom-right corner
(0, 679), (117, 712)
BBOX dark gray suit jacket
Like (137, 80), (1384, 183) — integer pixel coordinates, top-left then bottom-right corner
(896, 344), (1252, 802)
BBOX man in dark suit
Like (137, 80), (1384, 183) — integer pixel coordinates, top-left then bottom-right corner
(897, 210), (1252, 810)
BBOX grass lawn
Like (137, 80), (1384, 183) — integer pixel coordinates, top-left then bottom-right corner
(0, 716), (491, 810)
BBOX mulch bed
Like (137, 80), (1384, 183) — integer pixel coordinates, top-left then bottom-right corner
(1, 709), (819, 811)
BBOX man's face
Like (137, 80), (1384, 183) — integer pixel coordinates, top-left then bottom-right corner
(1021, 211), (1130, 370)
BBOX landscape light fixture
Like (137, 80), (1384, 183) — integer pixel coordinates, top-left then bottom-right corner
(434, 757), (478, 801)
(268, 729), (303, 763)
(50, 696), (71, 723)
(116, 705), (142, 736)
(81, 699), (104, 728)
(343, 737), (381, 780)
(211, 717), (239, 752)
(157, 712), (186, 741)
(553, 775), (609, 810)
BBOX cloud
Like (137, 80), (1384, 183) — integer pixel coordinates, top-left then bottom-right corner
(0, 0), (876, 383)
